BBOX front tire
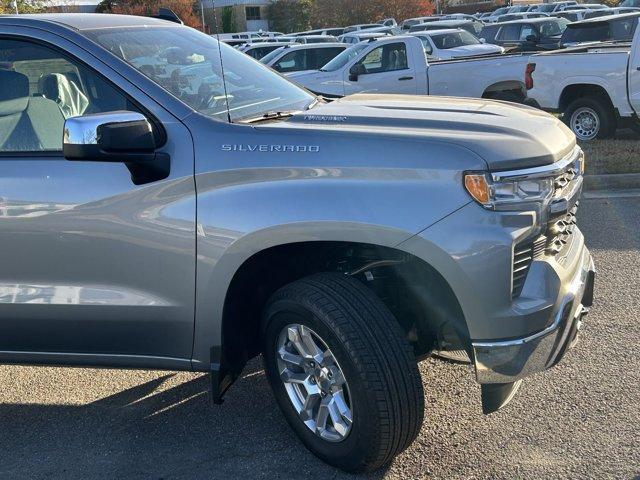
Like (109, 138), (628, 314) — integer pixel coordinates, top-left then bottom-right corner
(564, 96), (615, 140)
(262, 272), (424, 472)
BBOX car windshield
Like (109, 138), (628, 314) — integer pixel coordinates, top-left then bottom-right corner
(320, 43), (368, 71)
(540, 19), (570, 36)
(537, 4), (557, 12)
(86, 26), (314, 123)
(431, 31), (480, 49)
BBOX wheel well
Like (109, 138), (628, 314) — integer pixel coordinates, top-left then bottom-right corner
(221, 241), (469, 377)
(482, 81), (526, 101)
(559, 84), (614, 113)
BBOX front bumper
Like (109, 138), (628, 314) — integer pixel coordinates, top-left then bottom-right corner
(472, 246), (595, 384)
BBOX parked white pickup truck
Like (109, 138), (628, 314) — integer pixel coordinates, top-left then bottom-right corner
(526, 27), (640, 139)
(287, 35), (530, 101)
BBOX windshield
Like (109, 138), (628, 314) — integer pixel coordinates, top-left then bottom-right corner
(537, 4), (557, 12)
(86, 26), (314, 123)
(540, 19), (570, 36)
(321, 43), (368, 71)
(431, 31), (480, 49)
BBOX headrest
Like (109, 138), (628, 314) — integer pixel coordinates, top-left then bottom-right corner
(39, 74), (60, 100)
(0, 70), (29, 102)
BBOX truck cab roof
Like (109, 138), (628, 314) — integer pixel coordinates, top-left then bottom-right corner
(0, 13), (173, 31)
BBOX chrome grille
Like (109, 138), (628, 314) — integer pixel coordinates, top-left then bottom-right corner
(546, 202), (579, 255)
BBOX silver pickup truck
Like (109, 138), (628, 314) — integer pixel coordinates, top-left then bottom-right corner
(0, 14), (594, 472)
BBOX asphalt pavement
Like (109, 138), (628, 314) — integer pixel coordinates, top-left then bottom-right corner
(0, 193), (638, 480)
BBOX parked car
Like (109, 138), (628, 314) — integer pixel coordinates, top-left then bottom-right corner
(495, 12), (550, 23)
(554, 9), (592, 22)
(564, 3), (610, 10)
(583, 9), (616, 19)
(339, 32), (391, 44)
(507, 4), (533, 13)
(527, 17), (640, 138)
(291, 27), (345, 37)
(294, 35), (339, 44)
(480, 17), (570, 51)
(486, 6), (512, 21)
(0, 12), (595, 474)
(559, 12), (640, 47)
(528, 1), (578, 13)
(381, 17), (398, 26)
(343, 23), (384, 33)
(619, 0), (640, 6)
(410, 19), (484, 36)
(400, 16), (443, 30)
(412, 29), (505, 59)
(287, 35), (530, 102)
(260, 43), (348, 73)
(241, 42), (292, 60)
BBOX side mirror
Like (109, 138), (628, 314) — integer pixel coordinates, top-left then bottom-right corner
(480, 38), (486, 43)
(349, 63), (366, 81)
(525, 34), (539, 44)
(63, 111), (170, 184)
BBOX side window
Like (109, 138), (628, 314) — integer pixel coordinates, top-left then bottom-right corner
(520, 25), (536, 40)
(312, 47), (345, 69)
(498, 25), (522, 41)
(0, 38), (137, 153)
(357, 43), (409, 74)
(274, 50), (307, 72)
(419, 37), (434, 55)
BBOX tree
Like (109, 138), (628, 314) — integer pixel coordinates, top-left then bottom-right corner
(0, 0), (46, 14)
(105, 0), (202, 29)
(220, 6), (237, 33)
(268, 0), (313, 33)
(310, 0), (433, 28)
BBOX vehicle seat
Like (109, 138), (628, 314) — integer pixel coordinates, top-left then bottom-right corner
(0, 70), (65, 151)
(38, 73), (89, 118)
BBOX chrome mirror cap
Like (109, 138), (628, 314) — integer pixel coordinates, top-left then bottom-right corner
(63, 111), (149, 147)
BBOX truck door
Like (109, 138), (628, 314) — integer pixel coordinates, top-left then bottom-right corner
(344, 41), (418, 95)
(627, 18), (640, 114)
(0, 33), (196, 365)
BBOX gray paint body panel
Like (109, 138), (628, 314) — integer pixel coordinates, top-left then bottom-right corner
(0, 17), (592, 384)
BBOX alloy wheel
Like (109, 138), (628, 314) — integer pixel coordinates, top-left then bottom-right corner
(276, 324), (353, 442)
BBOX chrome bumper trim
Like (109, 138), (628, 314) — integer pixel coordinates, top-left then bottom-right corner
(472, 248), (595, 384)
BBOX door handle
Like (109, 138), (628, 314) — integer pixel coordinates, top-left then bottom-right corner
(636, 66), (640, 71)
(398, 76), (414, 81)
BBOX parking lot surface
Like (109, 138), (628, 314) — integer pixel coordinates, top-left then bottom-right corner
(0, 194), (638, 480)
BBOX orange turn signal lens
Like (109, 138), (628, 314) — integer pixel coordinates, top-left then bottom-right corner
(464, 174), (490, 205)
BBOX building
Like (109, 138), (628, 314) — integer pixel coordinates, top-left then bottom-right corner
(205, 0), (270, 33)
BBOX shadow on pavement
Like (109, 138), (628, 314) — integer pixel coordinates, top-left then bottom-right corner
(0, 359), (388, 480)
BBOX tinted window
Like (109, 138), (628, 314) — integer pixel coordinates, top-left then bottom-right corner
(540, 19), (570, 36)
(310, 47), (346, 69)
(480, 25), (500, 41)
(561, 22), (610, 43)
(274, 50), (307, 72)
(431, 31), (480, 49)
(246, 45), (281, 60)
(520, 25), (536, 40)
(0, 38), (135, 153)
(611, 17), (638, 40)
(498, 25), (522, 41)
(357, 43), (408, 73)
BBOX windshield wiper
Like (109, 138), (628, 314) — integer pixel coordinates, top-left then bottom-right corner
(240, 110), (299, 124)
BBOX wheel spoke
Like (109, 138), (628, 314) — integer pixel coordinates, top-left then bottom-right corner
(287, 325), (322, 361)
(327, 396), (350, 437)
(299, 392), (321, 421)
(280, 368), (309, 385)
(332, 390), (353, 425)
(315, 397), (331, 434)
(277, 346), (304, 367)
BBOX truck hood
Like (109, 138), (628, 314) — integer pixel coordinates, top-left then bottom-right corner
(439, 44), (505, 59)
(284, 94), (575, 171)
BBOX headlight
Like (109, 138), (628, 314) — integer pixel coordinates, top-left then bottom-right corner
(464, 173), (554, 210)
